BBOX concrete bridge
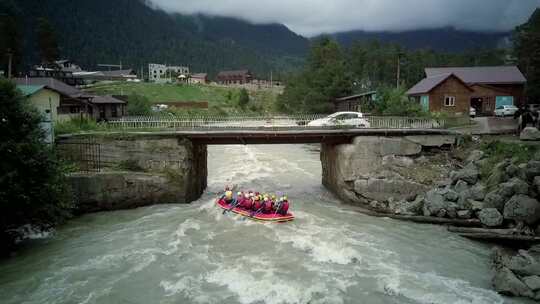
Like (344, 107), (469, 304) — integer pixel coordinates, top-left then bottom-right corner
(57, 128), (458, 212)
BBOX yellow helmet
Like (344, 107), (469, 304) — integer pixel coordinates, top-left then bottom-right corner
(237, 192), (242, 196)
(283, 196), (288, 201)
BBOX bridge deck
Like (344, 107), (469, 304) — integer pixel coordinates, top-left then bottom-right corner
(58, 128), (458, 145)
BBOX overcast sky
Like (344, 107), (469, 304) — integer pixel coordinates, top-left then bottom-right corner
(146, 0), (539, 36)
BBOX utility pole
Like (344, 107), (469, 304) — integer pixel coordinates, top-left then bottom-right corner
(396, 53), (401, 89)
(7, 50), (13, 79)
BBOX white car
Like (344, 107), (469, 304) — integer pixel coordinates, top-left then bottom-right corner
(494, 105), (518, 117)
(307, 112), (371, 128)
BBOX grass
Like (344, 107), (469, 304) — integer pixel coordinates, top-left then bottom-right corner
(84, 82), (279, 113)
(478, 140), (540, 181)
(55, 117), (108, 135)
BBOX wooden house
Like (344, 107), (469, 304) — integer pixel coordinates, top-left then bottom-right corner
(407, 66), (526, 116)
(217, 70), (253, 85)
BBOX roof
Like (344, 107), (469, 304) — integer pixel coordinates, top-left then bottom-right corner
(100, 69), (135, 77)
(17, 85), (46, 96)
(406, 73), (472, 95)
(14, 78), (85, 98)
(335, 91), (377, 102)
(90, 95), (127, 104)
(191, 73), (207, 78)
(425, 66), (526, 84)
(217, 70), (251, 77)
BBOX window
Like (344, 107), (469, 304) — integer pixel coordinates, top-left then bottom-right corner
(444, 96), (456, 107)
(111, 105), (118, 118)
(69, 106), (80, 113)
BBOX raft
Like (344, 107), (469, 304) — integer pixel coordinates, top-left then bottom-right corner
(216, 198), (294, 222)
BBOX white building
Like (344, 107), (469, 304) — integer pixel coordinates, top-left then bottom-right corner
(149, 63), (189, 83)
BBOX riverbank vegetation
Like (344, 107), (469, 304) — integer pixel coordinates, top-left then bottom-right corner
(0, 80), (74, 255)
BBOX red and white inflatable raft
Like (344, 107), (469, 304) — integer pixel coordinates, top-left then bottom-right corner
(216, 198), (294, 223)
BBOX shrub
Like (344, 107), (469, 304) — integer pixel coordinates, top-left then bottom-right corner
(127, 94), (152, 115)
(1, 80), (73, 254)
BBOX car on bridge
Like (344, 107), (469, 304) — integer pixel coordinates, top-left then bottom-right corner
(307, 112), (371, 128)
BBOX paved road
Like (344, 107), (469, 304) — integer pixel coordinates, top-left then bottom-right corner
(453, 117), (518, 135)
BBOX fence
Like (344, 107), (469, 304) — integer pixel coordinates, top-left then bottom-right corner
(56, 140), (101, 172)
(105, 115), (445, 130)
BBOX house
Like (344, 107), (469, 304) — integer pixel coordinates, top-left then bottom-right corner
(17, 85), (65, 122)
(15, 78), (127, 122)
(149, 63), (189, 83)
(30, 59), (85, 86)
(334, 91), (377, 112)
(407, 66), (526, 116)
(88, 95), (127, 121)
(189, 73), (208, 85)
(15, 77), (93, 121)
(217, 70), (253, 85)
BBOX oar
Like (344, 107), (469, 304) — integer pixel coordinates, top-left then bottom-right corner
(223, 198), (239, 215)
(250, 206), (265, 218)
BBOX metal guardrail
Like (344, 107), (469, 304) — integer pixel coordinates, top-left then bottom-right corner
(105, 115), (445, 130)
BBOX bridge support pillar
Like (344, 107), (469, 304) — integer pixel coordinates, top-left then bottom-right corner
(321, 135), (455, 206)
(60, 135), (207, 213)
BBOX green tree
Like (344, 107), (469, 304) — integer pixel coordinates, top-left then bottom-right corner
(514, 8), (540, 102)
(36, 17), (59, 64)
(373, 86), (424, 116)
(0, 1), (22, 76)
(278, 38), (352, 113)
(238, 88), (250, 109)
(127, 94), (152, 115)
(0, 79), (73, 254)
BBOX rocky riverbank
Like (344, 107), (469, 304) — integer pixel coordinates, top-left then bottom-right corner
(492, 246), (540, 300)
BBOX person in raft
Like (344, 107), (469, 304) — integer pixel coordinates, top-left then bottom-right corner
(275, 196), (290, 215)
(252, 193), (262, 211)
(263, 196), (273, 214)
(223, 187), (235, 205)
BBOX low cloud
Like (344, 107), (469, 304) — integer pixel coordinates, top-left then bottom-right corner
(145, 0), (538, 36)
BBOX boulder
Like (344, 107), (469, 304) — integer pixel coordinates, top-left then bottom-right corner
(503, 195), (540, 225)
(534, 176), (540, 193)
(467, 199), (484, 211)
(422, 189), (447, 216)
(451, 163), (479, 185)
(483, 192), (506, 212)
(444, 189), (459, 202)
(526, 161), (540, 182)
(523, 276), (540, 291)
(478, 208), (504, 227)
(388, 196), (424, 215)
(457, 210), (473, 219)
(466, 150), (485, 164)
(470, 184), (487, 201)
(507, 254), (540, 277)
(369, 200), (388, 211)
(520, 127), (540, 141)
(353, 177), (429, 203)
(454, 180), (469, 194)
(505, 164), (520, 178)
(493, 267), (534, 298)
(487, 161), (510, 187)
(456, 191), (473, 210)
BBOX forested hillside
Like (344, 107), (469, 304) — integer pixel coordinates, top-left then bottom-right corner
(4, 0), (308, 78)
(328, 28), (509, 52)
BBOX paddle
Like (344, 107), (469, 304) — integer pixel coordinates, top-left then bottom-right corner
(249, 206), (265, 218)
(222, 198), (241, 215)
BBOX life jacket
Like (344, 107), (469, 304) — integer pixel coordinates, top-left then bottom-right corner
(280, 201), (289, 215)
(253, 199), (262, 210)
(242, 198), (253, 210)
(264, 200), (272, 212)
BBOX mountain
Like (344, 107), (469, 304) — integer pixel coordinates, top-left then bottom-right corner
(325, 28), (510, 52)
(8, 0), (309, 79)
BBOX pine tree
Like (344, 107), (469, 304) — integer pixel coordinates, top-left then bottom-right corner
(36, 17), (60, 65)
(514, 8), (540, 102)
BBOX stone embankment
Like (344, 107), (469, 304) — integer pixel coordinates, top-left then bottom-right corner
(58, 135), (207, 213)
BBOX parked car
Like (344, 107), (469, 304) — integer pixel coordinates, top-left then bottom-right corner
(307, 112), (371, 128)
(494, 105), (519, 117)
(470, 107), (476, 118)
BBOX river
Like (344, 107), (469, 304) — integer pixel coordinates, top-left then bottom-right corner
(0, 144), (533, 304)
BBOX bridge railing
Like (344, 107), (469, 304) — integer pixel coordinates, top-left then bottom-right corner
(105, 115), (446, 130)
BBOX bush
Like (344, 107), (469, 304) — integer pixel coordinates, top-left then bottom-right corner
(373, 86), (425, 116)
(0, 80), (73, 254)
(238, 88), (250, 109)
(127, 94), (152, 115)
(55, 117), (106, 135)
